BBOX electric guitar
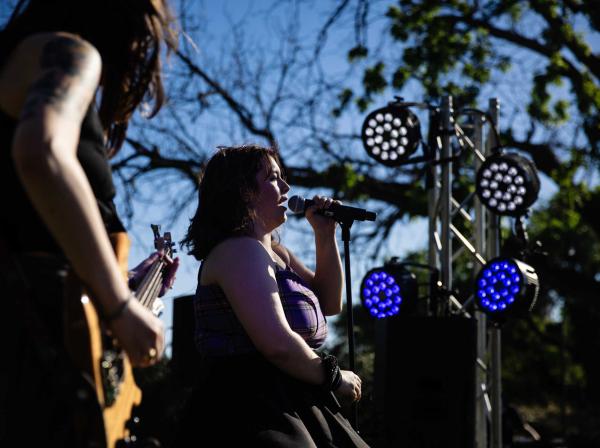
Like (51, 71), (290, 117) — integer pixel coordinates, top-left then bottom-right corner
(65, 224), (174, 447)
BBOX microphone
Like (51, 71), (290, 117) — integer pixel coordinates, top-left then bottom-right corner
(288, 195), (376, 222)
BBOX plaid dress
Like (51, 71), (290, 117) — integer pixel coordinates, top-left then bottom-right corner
(193, 263), (328, 356)
(178, 263), (370, 447)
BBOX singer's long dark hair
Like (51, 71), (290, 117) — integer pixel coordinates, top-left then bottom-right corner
(182, 144), (283, 260)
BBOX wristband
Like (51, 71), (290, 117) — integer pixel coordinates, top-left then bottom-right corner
(331, 366), (343, 391)
(320, 354), (342, 391)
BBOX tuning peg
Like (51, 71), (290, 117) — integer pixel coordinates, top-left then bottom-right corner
(151, 224), (161, 239)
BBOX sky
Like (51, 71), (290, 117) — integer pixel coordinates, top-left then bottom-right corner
(0, 0), (416, 353)
(120, 0), (600, 351)
(1, 0), (597, 352)
(121, 1), (434, 352)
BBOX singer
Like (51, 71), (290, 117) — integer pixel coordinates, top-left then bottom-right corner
(178, 145), (369, 447)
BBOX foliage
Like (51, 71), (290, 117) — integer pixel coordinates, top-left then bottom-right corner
(324, 0), (600, 444)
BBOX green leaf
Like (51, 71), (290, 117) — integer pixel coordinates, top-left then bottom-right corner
(392, 67), (410, 89)
(348, 45), (368, 61)
(363, 62), (387, 95)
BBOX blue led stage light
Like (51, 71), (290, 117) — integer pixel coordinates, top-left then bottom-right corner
(360, 265), (418, 319)
(475, 257), (539, 320)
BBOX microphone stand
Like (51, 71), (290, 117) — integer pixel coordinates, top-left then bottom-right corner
(339, 218), (359, 430)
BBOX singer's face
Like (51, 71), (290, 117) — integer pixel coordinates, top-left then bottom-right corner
(253, 156), (290, 232)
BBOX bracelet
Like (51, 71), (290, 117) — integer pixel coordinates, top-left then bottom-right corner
(320, 354), (342, 391)
(103, 292), (134, 322)
(331, 366), (343, 391)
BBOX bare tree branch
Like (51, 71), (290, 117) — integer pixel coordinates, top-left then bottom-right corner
(174, 49), (277, 147)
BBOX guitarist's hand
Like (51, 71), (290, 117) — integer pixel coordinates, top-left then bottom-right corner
(129, 252), (180, 297)
(108, 298), (164, 367)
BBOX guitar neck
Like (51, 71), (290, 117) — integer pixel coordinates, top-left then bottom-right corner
(135, 258), (165, 311)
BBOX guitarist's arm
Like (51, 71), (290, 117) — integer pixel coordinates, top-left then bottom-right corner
(109, 231), (131, 281)
(10, 33), (163, 367)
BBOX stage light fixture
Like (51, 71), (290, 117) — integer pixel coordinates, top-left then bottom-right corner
(360, 264), (418, 319)
(475, 257), (539, 320)
(361, 105), (421, 167)
(475, 152), (540, 216)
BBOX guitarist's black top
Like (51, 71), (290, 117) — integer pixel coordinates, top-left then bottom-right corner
(0, 105), (126, 253)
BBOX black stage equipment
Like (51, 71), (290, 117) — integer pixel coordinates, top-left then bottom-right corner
(171, 295), (203, 387)
(374, 317), (476, 448)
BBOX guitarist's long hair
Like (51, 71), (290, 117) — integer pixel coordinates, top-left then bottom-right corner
(182, 145), (284, 260)
(0, 0), (178, 154)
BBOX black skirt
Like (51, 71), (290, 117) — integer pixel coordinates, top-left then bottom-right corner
(175, 355), (369, 448)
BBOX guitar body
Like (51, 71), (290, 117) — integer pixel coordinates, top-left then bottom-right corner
(64, 232), (142, 448)
(81, 294), (142, 448)
(103, 364), (141, 447)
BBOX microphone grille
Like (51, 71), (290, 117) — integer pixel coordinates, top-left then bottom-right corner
(287, 195), (305, 214)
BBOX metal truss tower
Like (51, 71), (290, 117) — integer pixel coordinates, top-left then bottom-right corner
(427, 96), (503, 448)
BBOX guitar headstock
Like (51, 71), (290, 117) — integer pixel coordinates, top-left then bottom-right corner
(151, 224), (176, 258)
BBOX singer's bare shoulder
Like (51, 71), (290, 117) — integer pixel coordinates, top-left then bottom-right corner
(201, 237), (274, 285)
(212, 236), (269, 254)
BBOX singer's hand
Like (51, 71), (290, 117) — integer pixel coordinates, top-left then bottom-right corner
(334, 370), (362, 403)
(305, 195), (341, 236)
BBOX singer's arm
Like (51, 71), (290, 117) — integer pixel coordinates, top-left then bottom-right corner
(277, 196), (344, 315)
(209, 238), (326, 385)
(309, 231), (344, 316)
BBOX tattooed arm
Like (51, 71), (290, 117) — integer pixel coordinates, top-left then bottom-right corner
(8, 33), (163, 366)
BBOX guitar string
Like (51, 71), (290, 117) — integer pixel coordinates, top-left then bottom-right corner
(136, 260), (164, 308)
(147, 275), (163, 310)
(143, 263), (164, 308)
(140, 264), (162, 307)
(147, 260), (165, 305)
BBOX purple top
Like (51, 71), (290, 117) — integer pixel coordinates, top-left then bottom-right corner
(193, 263), (328, 357)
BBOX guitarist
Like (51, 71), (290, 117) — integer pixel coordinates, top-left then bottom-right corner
(0, 1), (178, 446)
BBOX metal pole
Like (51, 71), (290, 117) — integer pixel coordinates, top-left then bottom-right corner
(487, 98), (502, 448)
(427, 107), (440, 315)
(341, 222), (359, 430)
(473, 112), (488, 448)
(440, 96), (454, 314)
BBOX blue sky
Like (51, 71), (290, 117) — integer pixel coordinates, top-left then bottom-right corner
(122, 1), (432, 349)
(121, 1), (600, 349)
(2, 1), (597, 351)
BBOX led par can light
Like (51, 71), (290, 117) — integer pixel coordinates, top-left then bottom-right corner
(361, 105), (421, 167)
(476, 152), (540, 216)
(475, 257), (539, 320)
(360, 264), (418, 319)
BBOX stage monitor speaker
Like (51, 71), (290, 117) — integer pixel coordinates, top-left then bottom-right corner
(374, 316), (477, 448)
(171, 294), (203, 387)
